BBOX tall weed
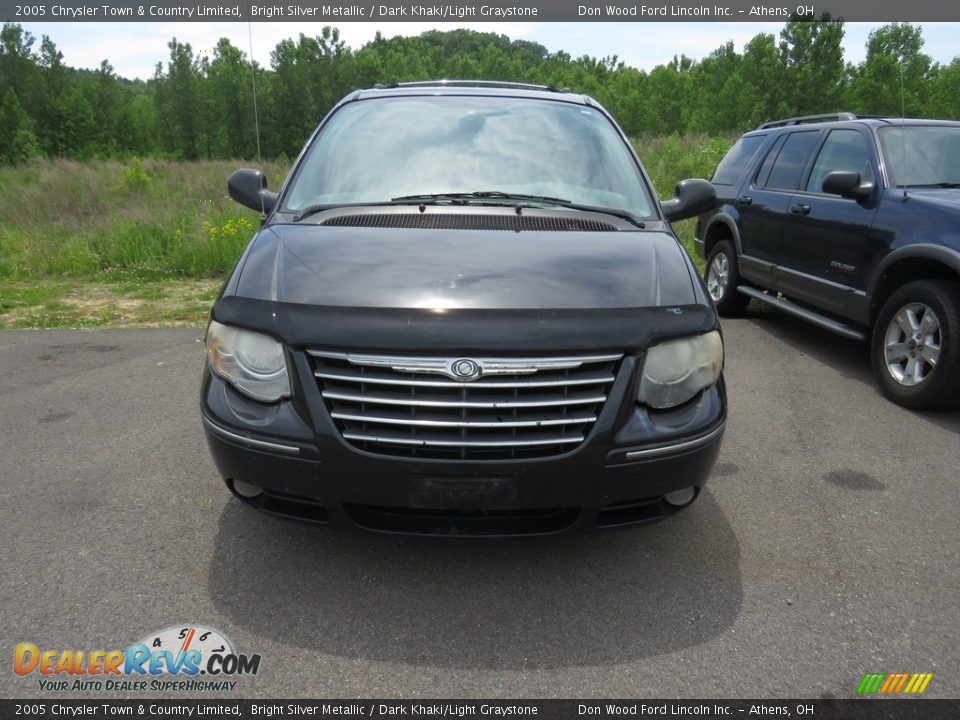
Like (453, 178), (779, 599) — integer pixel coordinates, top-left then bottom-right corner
(0, 158), (286, 279)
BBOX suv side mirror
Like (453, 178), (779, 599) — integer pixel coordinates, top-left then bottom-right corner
(661, 179), (716, 222)
(228, 169), (279, 213)
(822, 170), (874, 201)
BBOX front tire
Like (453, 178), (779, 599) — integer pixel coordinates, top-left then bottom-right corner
(871, 279), (960, 410)
(705, 240), (750, 316)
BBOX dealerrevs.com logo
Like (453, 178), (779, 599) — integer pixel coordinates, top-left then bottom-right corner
(14, 625), (261, 692)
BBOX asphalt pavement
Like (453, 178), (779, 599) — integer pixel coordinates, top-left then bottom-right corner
(1, 311), (958, 698)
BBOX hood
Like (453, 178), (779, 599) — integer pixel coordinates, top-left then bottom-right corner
(232, 223), (698, 310)
(904, 188), (960, 211)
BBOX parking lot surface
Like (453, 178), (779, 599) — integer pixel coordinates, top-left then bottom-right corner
(1, 312), (958, 698)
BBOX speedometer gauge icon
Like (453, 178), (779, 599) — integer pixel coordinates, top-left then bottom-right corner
(135, 625), (235, 672)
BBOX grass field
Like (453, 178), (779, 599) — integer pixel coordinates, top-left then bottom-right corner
(0, 135), (735, 328)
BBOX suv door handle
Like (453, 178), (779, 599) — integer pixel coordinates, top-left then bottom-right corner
(790, 203), (811, 215)
(737, 194), (753, 205)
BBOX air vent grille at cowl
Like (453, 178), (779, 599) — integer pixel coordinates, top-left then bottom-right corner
(317, 213), (619, 232)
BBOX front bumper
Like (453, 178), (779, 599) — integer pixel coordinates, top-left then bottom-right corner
(200, 356), (726, 536)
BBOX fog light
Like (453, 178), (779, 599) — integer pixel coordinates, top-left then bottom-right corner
(231, 479), (264, 499)
(664, 487), (696, 507)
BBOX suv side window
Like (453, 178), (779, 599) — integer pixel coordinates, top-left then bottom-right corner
(754, 135), (786, 188)
(712, 135), (766, 185)
(805, 129), (873, 194)
(759, 130), (821, 191)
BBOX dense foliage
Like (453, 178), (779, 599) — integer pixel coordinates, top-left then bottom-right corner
(0, 137), (728, 281)
(1, 18), (958, 165)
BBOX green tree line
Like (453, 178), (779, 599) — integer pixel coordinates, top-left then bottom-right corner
(2, 18), (959, 165)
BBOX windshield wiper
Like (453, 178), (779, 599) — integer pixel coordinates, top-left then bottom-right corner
(391, 191), (572, 205)
(291, 193), (570, 221)
(555, 202), (646, 228)
(390, 191), (645, 228)
(904, 182), (960, 188)
(292, 204), (334, 222)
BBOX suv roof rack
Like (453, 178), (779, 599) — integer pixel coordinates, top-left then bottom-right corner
(372, 79), (572, 93)
(756, 112), (859, 130)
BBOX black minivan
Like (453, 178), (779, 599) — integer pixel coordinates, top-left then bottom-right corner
(201, 80), (726, 535)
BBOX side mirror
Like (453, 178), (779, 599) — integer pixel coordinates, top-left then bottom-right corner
(228, 169), (278, 213)
(661, 179), (716, 222)
(822, 170), (874, 201)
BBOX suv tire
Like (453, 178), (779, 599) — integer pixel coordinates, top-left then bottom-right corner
(871, 279), (960, 410)
(705, 240), (750, 316)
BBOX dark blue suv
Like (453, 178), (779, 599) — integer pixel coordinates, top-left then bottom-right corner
(697, 113), (960, 410)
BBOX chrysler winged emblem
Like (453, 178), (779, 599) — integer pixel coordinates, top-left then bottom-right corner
(449, 358), (482, 381)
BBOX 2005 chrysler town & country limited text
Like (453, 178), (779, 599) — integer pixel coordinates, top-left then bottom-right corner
(200, 81), (726, 536)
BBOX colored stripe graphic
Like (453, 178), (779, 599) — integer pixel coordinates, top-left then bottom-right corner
(880, 673), (909, 693)
(857, 674), (885, 694)
(913, 673), (934, 694)
(858, 673), (933, 694)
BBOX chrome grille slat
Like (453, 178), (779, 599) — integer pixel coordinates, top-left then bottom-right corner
(342, 433), (586, 448)
(308, 350), (622, 376)
(310, 350), (622, 460)
(310, 349), (624, 362)
(321, 390), (606, 409)
(331, 411), (597, 429)
(314, 370), (615, 389)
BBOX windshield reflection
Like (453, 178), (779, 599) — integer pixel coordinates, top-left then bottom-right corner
(879, 126), (960, 187)
(284, 96), (654, 217)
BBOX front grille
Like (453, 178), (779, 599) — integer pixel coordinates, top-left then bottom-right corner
(308, 350), (623, 460)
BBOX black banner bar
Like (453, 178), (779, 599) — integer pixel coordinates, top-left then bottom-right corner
(2, 0), (960, 22)
(2, 700), (960, 720)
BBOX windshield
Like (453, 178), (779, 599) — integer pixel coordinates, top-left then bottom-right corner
(879, 125), (960, 187)
(282, 95), (655, 217)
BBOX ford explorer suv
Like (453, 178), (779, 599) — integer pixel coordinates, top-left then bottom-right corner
(697, 113), (960, 410)
(201, 80), (725, 536)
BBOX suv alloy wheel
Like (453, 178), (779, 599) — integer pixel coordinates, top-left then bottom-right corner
(871, 280), (960, 409)
(705, 240), (750, 315)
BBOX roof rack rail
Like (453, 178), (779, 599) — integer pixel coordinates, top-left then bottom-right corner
(756, 112), (858, 130)
(372, 79), (571, 93)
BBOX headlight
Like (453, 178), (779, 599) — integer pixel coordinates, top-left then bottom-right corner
(206, 320), (290, 402)
(637, 331), (723, 409)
